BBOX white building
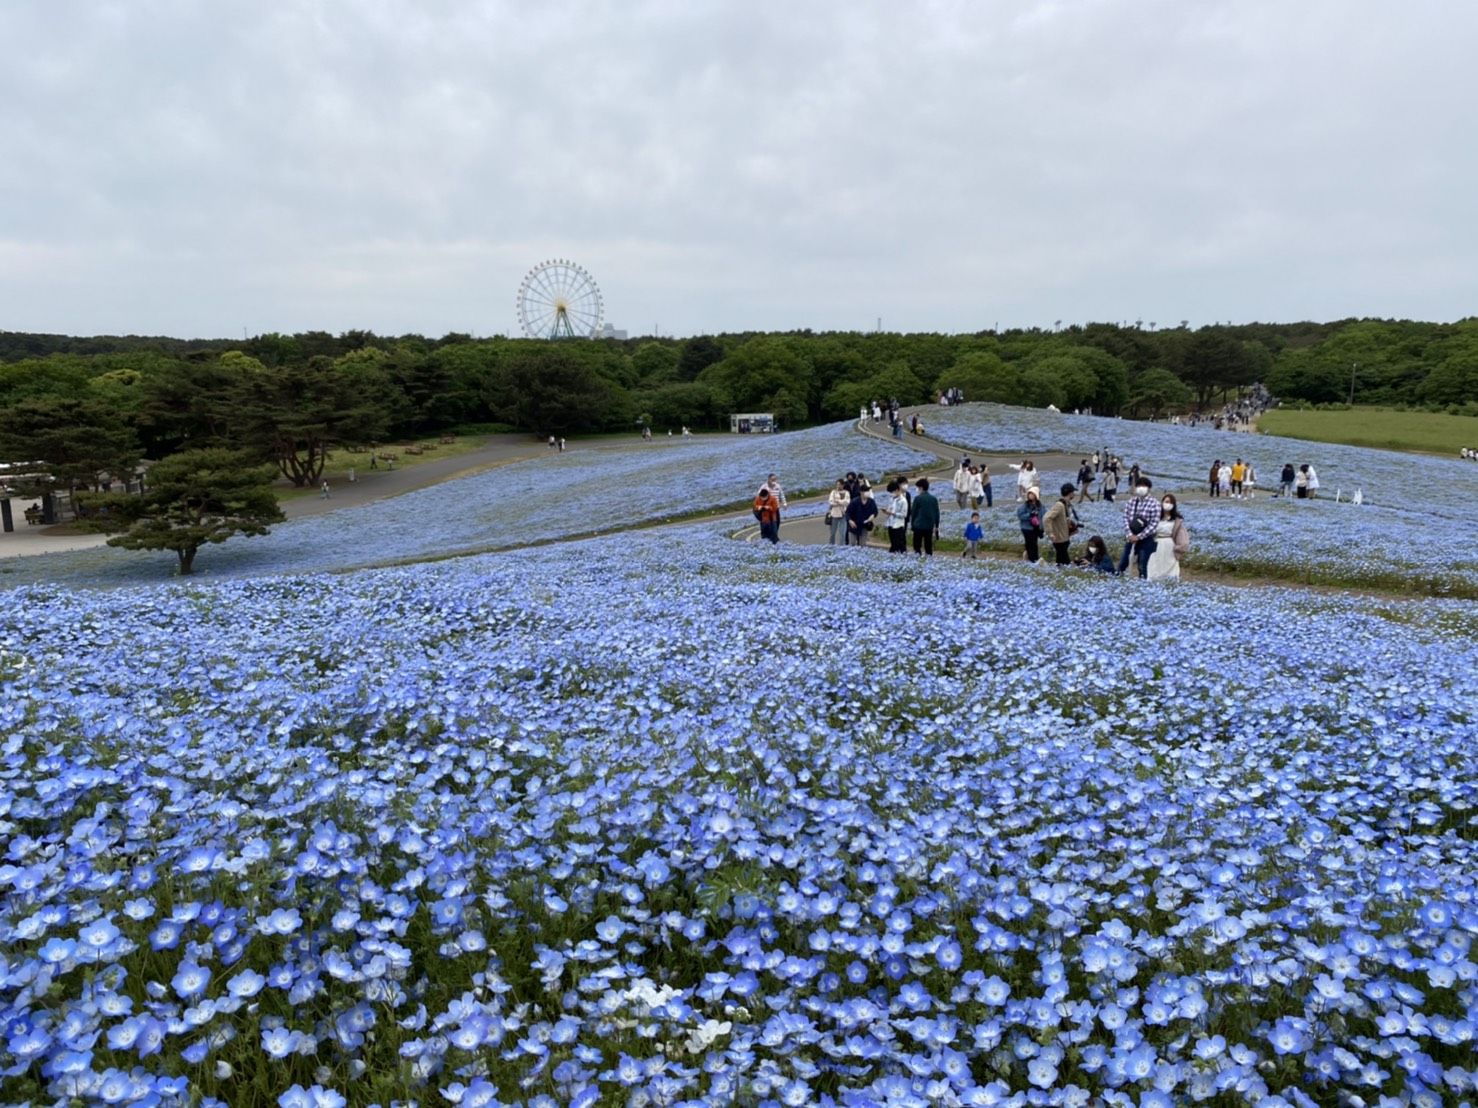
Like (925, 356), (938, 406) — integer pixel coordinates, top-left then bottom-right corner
(596, 322), (628, 340)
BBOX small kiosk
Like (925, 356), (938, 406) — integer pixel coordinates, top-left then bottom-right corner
(729, 413), (775, 434)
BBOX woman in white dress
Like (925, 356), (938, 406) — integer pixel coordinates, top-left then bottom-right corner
(1146, 494), (1189, 581)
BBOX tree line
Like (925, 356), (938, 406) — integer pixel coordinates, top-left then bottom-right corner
(2, 317), (1475, 496)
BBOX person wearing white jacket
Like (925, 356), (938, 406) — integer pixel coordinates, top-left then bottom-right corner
(826, 482), (851, 546)
(884, 480), (910, 553)
(1010, 460), (1039, 502)
(952, 463), (972, 509)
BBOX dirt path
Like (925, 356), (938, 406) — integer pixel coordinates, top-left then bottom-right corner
(280, 435), (550, 520)
(0, 435), (556, 557)
(860, 408), (1086, 472)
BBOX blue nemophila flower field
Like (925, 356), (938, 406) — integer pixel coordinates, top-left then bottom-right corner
(0, 422), (935, 587)
(2, 520), (1475, 1106)
(925, 404), (1478, 596)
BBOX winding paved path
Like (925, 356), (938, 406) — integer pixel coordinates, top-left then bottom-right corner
(733, 413), (1085, 547)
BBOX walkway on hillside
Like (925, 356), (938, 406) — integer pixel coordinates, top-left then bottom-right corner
(279, 435), (550, 520)
(0, 434), (554, 558)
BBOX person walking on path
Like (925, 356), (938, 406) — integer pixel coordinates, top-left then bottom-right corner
(1076, 459), (1096, 503)
(1044, 482), (1080, 566)
(846, 487), (877, 547)
(1280, 463), (1296, 498)
(962, 512), (984, 558)
(1117, 477), (1162, 579)
(1231, 459), (1246, 498)
(1209, 460), (1221, 498)
(1217, 461), (1232, 499)
(1016, 488), (1045, 563)
(1010, 459), (1039, 502)
(1101, 462), (1118, 503)
(952, 462), (972, 509)
(320, 480), (331, 499)
(884, 480), (909, 553)
(759, 473), (788, 513)
(966, 466), (983, 510)
(977, 463), (994, 508)
(752, 487), (781, 544)
(1295, 465), (1310, 499)
(1305, 464), (1320, 499)
(1146, 493), (1190, 581)
(909, 477), (940, 556)
(826, 481), (851, 545)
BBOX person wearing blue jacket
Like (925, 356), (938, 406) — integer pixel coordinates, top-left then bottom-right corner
(1016, 489), (1044, 563)
(962, 512), (984, 559)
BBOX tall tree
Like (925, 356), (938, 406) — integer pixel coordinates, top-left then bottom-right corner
(0, 396), (140, 515)
(676, 335), (725, 381)
(136, 358), (240, 455)
(1126, 368), (1192, 419)
(502, 346), (626, 434)
(83, 448), (284, 575)
(226, 352), (387, 486)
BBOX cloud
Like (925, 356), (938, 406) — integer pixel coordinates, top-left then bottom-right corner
(1, 0), (1475, 337)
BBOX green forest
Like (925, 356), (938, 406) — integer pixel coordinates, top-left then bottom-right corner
(2, 318), (1476, 498)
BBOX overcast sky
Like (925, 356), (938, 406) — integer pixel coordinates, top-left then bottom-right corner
(2, 0), (1475, 339)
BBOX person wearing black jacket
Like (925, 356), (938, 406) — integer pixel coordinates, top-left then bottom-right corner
(909, 477), (940, 556)
(846, 488), (878, 547)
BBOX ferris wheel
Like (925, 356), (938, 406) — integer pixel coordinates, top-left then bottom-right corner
(515, 259), (604, 339)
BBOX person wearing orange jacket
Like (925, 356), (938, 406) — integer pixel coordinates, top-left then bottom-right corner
(752, 487), (781, 544)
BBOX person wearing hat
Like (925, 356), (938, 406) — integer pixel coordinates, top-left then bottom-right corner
(1016, 488), (1045, 563)
(1043, 482), (1081, 566)
(1117, 476), (1162, 578)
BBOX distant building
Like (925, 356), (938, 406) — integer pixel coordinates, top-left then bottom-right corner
(730, 413), (775, 434)
(596, 322), (628, 340)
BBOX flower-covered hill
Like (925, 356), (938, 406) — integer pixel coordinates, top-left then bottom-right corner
(921, 404), (1478, 597)
(0, 422), (936, 587)
(924, 403), (1475, 509)
(2, 524), (1475, 1106)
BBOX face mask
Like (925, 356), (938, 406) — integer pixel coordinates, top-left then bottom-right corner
(1135, 486), (1149, 496)
(1162, 501), (1173, 510)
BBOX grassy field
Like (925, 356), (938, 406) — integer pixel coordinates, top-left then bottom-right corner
(273, 435), (487, 500)
(1258, 407), (1478, 456)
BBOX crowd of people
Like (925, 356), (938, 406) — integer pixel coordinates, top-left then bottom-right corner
(1207, 457), (1326, 499)
(752, 458), (1194, 580)
(1011, 451), (1132, 505)
(1012, 477), (1189, 579)
(1171, 385), (1273, 431)
(860, 399), (933, 439)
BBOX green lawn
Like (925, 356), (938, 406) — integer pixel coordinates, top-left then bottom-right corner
(274, 436), (485, 501)
(1258, 407), (1478, 456)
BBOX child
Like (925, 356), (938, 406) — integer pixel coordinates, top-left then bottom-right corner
(963, 511), (984, 558)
